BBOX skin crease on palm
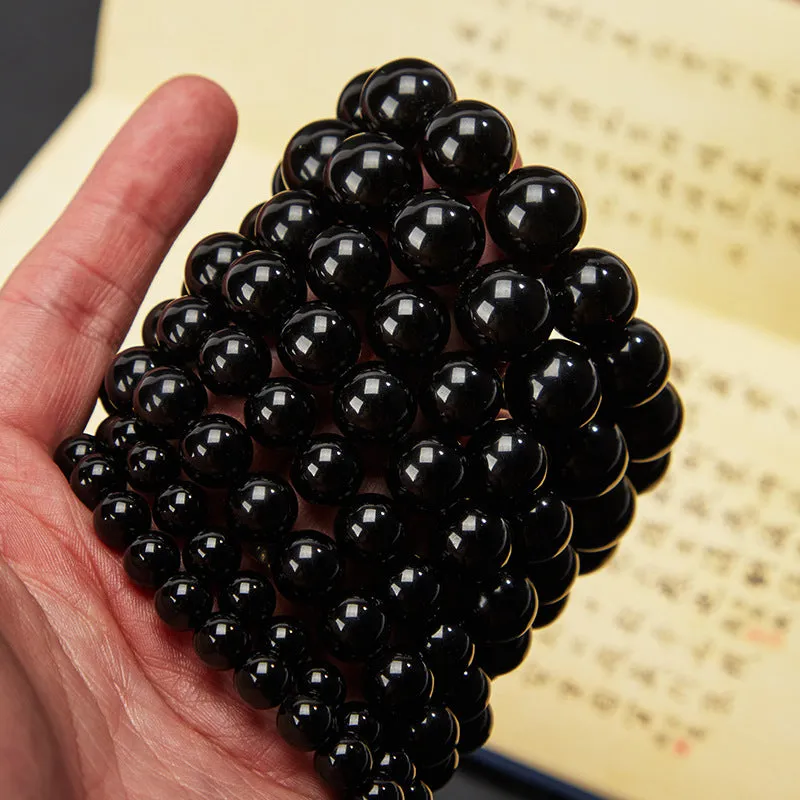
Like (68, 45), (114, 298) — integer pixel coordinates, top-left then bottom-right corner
(0, 75), (520, 799)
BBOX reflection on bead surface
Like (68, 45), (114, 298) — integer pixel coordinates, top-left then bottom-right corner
(93, 490), (151, 550)
(180, 414), (252, 487)
(255, 190), (329, 265)
(468, 571), (538, 643)
(282, 118), (352, 192)
(417, 749), (459, 791)
(339, 701), (383, 749)
(486, 166), (585, 267)
(365, 650), (434, 710)
(154, 573), (212, 631)
(315, 736), (374, 792)
(421, 622), (474, 679)
(141, 299), (172, 350)
(441, 665), (491, 720)
(626, 452), (671, 494)
(235, 653), (291, 709)
(335, 494), (406, 564)
(405, 780), (434, 800)
(385, 560), (441, 624)
(155, 296), (221, 362)
(513, 492), (573, 563)
(55, 434), (105, 477)
(104, 347), (161, 412)
(70, 453), (124, 509)
(526, 546), (578, 604)
(296, 661), (346, 706)
(185, 232), (251, 300)
(337, 69), (373, 124)
(530, 594), (570, 628)
(617, 382), (683, 461)
(357, 780), (405, 799)
(456, 706), (493, 754)
(264, 617), (309, 665)
(439, 506), (511, 578)
(570, 478), (636, 552)
(273, 530), (342, 602)
(322, 595), (389, 662)
(153, 482), (207, 537)
(576, 545), (618, 575)
(277, 695), (337, 751)
(133, 366), (207, 437)
(220, 572), (276, 628)
(183, 530), (241, 584)
(244, 378), (316, 448)
(126, 440), (180, 492)
(193, 613), (250, 670)
(197, 327), (270, 396)
(226, 473), (298, 542)
(123, 531), (180, 589)
(475, 630), (531, 678)
(291, 435), (363, 505)
(375, 749), (416, 786)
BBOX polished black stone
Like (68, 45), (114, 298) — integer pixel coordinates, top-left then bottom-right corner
(420, 622), (474, 680)
(277, 695), (337, 751)
(185, 232), (251, 300)
(126, 440), (180, 492)
(339, 701), (383, 749)
(307, 224), (390, 308)
(98, 381), (118, 415)
(155, 296), (222, 361)
(315, 736), (374, 792)
(282, 118), (352, 192)
(570, 477), (636, 552)
(456, 706), (493, 754)
(295, 661), (346, 706)
(576, 545), (618, 575)
(183, 530), (241, 584)
(179, 414), (253, 487)
(438, 505), (512, 578)
(273, 530), (342, 603)
(526, 546), (578, 604)
(389, 189), (485, 286)
(455, 262), (552, 360)
(133, 366), (208, 437)
(152, 481), (207, 537)
(617, 382), (683, 461)
(513, 492), (573, 564)
(93, 490), (151, 550)
(226, 473), (298, 542)
(475, 630), (531, 679)
(239, 202), (264, 241)
(154, 573), (213, 631)
(234, 653), (291, 709)
(55, 434), (105, 478)
(123, 531), (180, 589)
(100, 416), (152, 455)
(333, 362), (416, 442)
(356, 780), (406, 800)
(366, 284), (450, 365)
(254, 190), (329, 265)
(291, 435), (363, 505)
(468, 571), (538, 644)
(419, 353), (502, 434)
(530, 593), (570, 628)
(504, 339), (601, 431)
(417, 749), (459, 791)
(219, 571), (276, 628)
(335, 494), (406, 564)
(387, 434), (467, 513)
(360, 58), (456, 146)
(364, 650), (434, 710)
(244, 378), (317, 448)
(193, 613), (250, 670)
(549, 248), (638, 345)
(197, 327), (270, 396)
(277, 302), (360, 385)
(322, 595), (390, 662)
(337, 68), (374, 124)
(596, 318), (671, 408)
(422, 99), (516, 194)
(272, 162), (287, 195)
(104, 347), (161, 413)
(405, 705), (460, 766)
(440, 665), (491, 720)
(375, 749), (417, 786)
(626, 452), (671, 494)
(385, 560), (442, 625)
(263, 617), (310, 666)
(222, 249), (305, 329)
(141, 299), (172, 350)
(324, 132), (423, 225)
(70, 453), (124, 509)
(486, 166), (586, 267)
(95, 415), (118, 446)
(404, 781), (434, 800)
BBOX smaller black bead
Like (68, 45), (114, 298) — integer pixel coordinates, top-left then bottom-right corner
(526, 545), (579, 604)
(239, 203), (264, 241)
(55, 434), (105, 478)
(616, 382), (683, 462)
(339, 701), (383, 750)
(405, 780), (434, 800)
(273, 530), (342, 603)
(576, 545), (618, 575)
(197, 327), (271, 396)
(513, 492), (573, 563)
(93, 490), (151, 550)
(291, 435), (363, 505)
(98, 381), (118, 415)
(126, 440), (181, 492)
(123, 531), (180, 589)
(468, 571), (538, 644)
(416, 749), (459, 791)
(277, 694), (337, 751)
(364, 650), (434, 711)
(180, 414), (253, 488)
(406, 705), (460, 767)
(530, 594), (569, 628)
(321, 595), (390, 662)
(133, 366), (207, 438)
(282, 119), (352, 192)
(244, 379), (317, 449)
(101, 416), (152, 455)
(384, 560), (442, 625)
(154, 573), (213, 631)
(440, 665), (491, 720)
(272, 163), (287, 195)
(420, 622), (475, 679)
(336, 68), (373, 124)
(315, 736), (374, 792)
(152, 482), (207, 537)
(456, 706), (493, 754)
(355, 780), (405, 799)
(335, 494), (407, 564)
(219, 571), (276, 628)
(295, 661), (346, 706)
(226, 473), (298, 543)
(263, 617), (310, 666)
(438, 505), (511, 578)
(95, 415), (118, 445)
(183, 530), (241, 584)
(570, 478), (636, 552)
(235, 652), (292, 709)
(193, 613), (250, 670)
(185, 232), (252, 300)
(255, 190), (329, 265)
(104, 347), (162, 412)
(375, 750), (417, 787)
(474, 630), (531, 678)
(155, 296), (222, 361)
(70, 453), (124, 509)
(626, 452), (671, 494)
(141, 299), (172, 350)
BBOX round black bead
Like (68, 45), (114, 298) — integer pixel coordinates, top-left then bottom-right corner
(339, 701), (383, 750)
(365, 650), (434, 711)
(282, 118), (352, 192)
(513, 492), (573, 563)
(486, 166), (586, 268)
(504, 340), (601, 431)
(277, 695), (337, 751)
(219, 571), (276, 628)
(234, 653), (292, 709)
(93, 490), (151, 550)
(179, 414), (253, 487)
(335, 494), (407, 564)
(457, 706), (493, 754)
(307, 224), (390, 308)
(417, 750), (459, 791)
(315, 736), (374, 792)
(98, 381), (118, 415)
(321, 595), (390, 662)
(133, 366), (207, 437)
(570, 478), (636, 552)
(419, 353), (502, 435)
(291, 435), (363, 505)
(469, 571), (538, 644)
(95, 415), (119, 445)
(104, 347), (161, 412)
(375, 750), (416, 787)
(155, 296), (222, 361)
(183, 530), (241, 584)
(389, 189), (485, 286)
(222, 250), (305, 329)
(387, 434), (467, 513)
(101, 415), (152, 455)
(254, 190), (329, 265)
(193, 613), (250, 670)
(422, 99), (516, 194)
(526, 545), (578, 604)
(152, 481), (207, 537)
(244, 378), (316, 448)
(126, 439), (180, 492)
(333, 363), (416, 443)
(226, 473), (298, 542)
(141, 299), (172, 350)
(278, 302), (360, 385)
(438, 505), (512, 579)
(616, 382), (683, 461)
(295, 661), (346, 706)
(626, 452), (671, 494)
(336, 68), (373, 124)
(197, 327), (270, 396)
(356, 780), (405, 800)
(475, 630), (531, 678)
(324, 132), (423, 225)
(123, 531), (180, 589)
(185, 232), (251, 300)
(405, 780), (434, 799)
(70, 453), (124, 509)
(272, 162), (287, 195)
(273, 530), (342, 603)
(154, 573), (213, 631)
(420, 622), (474, 679)
(360, 58), (456, 146)
(441, 665), (491, 720)
(239, 202), (263, 241)
(406, 705), (460, 767)
(263, 617), (310, 666)
(55, 433), (105, 478)
(385, 560), (441, 625)
(530, 594), (570, 628)
(576, 545), (618, 575)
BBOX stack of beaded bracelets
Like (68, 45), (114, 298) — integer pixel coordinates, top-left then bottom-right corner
(54, 58), (683, 799)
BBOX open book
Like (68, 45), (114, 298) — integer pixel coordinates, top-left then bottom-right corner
(1, 1), (799, 798)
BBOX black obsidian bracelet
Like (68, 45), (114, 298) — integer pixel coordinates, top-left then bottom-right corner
(58, 57), (683, 799)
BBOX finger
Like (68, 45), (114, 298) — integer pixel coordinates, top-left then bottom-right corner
(0, 76), (237, 449)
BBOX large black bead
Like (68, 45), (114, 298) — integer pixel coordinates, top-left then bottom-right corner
(104, 347), (161, 413)
(526, 546), (579, 604)
(179, 414), (253, 487)
(123, 531), (180, 589)
(389, 189), (485, 286)
(456, 706), (493, 754)
(335, 494), (407, 564)
(244, 378), (317, 448)
(367, 284), (450, 365)
(504, 340), (601, 431)
(291, 435), (363, 505)
(70, 453), (124, 509)
(273, 530), (342, 603)
(197, 327), (270, 396)
(626, 452), (671, 494)
(360, 58), (456, 146)
(93, 490), (151, 550)
(193, 613), (250, 670)
(336, 69), (373, 124)
(277, 695), (337, 751)
(133, 366), (207, 438)
(277, 302), (360, 385)
(219, 571), (276, 628)
(315, 737), (374, 792)
(321, 595), (390, 662)
(282, 118), (352, 192)
(365, 650), (434, 711)
(263, 617), (309, 666)
(422, 99), (516, 195)
(234, 653), (291, 709)
(384, 560), (442, 625)
(420, 622), (475, 679)
(513, 492), (573, 563)
(440, 665), (491, 720)
(475, 630), (531, 678)
(324, 132), (423, 225)
(307, 224), (391, 308)
(126, 440), (180, 492)
(438, 505), (512, 579)
(616, 382), (683, 461)
(254, 190), (329, 265)
(155, 296), (222, 362)
(183, 530), (241, 584)
(417, 750), (459, 791)
(406, 705), (460, 767)
(486, 166), (586, 268)
(55, 433), (105, 477)
(455, 262), (552, 360)
(152, 481), (207, 537)
(100, 416), (152, 455)
(468, 571), (538, 643)
(141, 299), (172, 350)
(339, 701), (383, 749)
(570, 478), (636, 552)
(333, 363), (416, 443)
(185, 232), (251, 300)
(295, 661), (347, 706)
(387, 435), (467, 513)
(375, 750), (416, 786)
(154, 573), (213, 631)
(226, 473), (298, 542)
(530, 594), (570, 628)
(419, 353), (502, 435)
